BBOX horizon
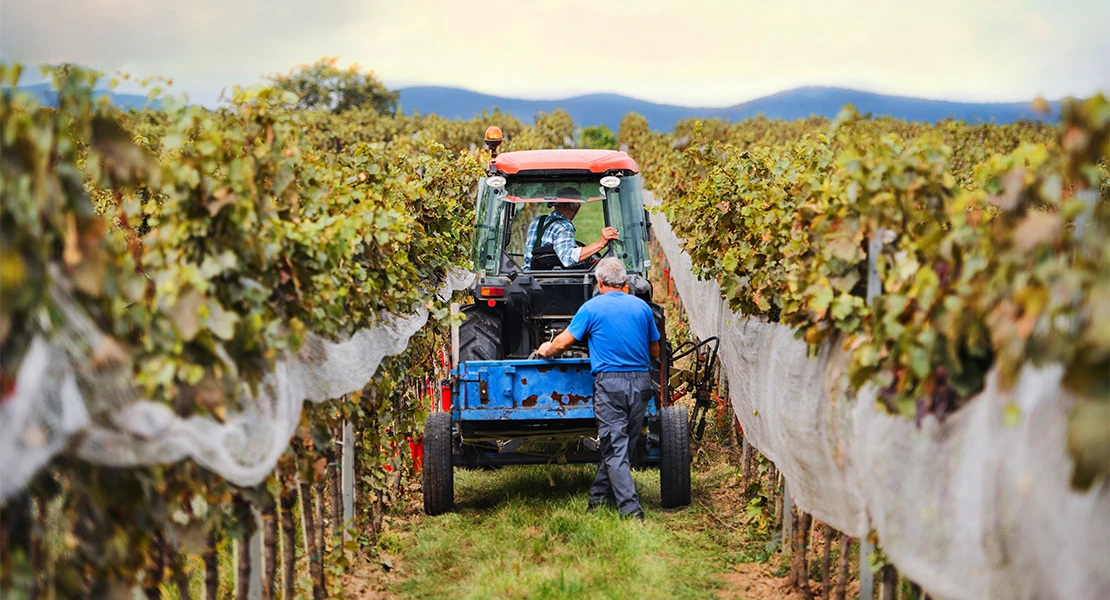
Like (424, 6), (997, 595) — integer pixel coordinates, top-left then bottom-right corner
(390, 83), (1075, 109)
(12, 77), (1081, 113)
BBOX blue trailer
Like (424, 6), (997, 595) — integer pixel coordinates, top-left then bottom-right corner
(422, 357), (690, 514)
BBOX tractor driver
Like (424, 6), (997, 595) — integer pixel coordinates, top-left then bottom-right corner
(523, 186), (619, 270)
(535, 257), (661, 521)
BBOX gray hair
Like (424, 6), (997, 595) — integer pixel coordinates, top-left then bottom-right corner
(595, 257), (628, 288)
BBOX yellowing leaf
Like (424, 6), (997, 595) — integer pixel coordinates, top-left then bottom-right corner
(205, 299), (240, 341)
(168, 288), (204, 341)
(1012, 211), (1062, 251)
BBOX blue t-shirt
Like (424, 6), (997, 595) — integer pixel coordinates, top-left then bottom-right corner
(567, 291), (661, 374)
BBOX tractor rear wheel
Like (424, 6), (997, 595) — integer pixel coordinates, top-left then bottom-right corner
(660, 405), (691, 508)
(422, 412), (454, 515)
(458, 305), (501, 362)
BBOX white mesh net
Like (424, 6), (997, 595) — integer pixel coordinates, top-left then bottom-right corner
(649, 194), (1109, 600)
(0, 269), (473, 499)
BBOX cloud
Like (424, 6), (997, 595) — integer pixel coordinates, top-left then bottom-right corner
(1, 0), (375, 102)
(2, 0), (1106, 105)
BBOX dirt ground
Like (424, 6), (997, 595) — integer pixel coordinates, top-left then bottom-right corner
(717, 561), (861, 600)
(342, 558), (402, 600)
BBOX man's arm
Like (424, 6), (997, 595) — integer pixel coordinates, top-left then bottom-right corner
(649, 340), (660, 360)
(536, 330), (577, 358)
(577, 227), (619, 263)
(550, 222), (583, 267)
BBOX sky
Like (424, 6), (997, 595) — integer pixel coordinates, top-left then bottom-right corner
(2, 0), (1107, 107)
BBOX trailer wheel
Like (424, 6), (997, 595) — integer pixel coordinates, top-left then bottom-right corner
(422, 412), (454, 515)
(660, 405), (691, 508)
(459, 305), (501, 362)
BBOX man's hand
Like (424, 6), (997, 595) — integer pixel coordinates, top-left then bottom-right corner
(579, 227), (619, 263)
(535, 330), (577, 359)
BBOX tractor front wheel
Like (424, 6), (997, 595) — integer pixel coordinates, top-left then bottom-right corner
(422, 412), (455, 515)
(660, 405), (691, 508)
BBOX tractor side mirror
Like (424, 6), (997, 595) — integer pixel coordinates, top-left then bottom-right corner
(643, 208), (653, 241)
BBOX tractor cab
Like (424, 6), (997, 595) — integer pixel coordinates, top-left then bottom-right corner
(467, 130), (655, 359)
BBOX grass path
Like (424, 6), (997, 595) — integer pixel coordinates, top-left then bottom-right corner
(347, 445), (799, 599)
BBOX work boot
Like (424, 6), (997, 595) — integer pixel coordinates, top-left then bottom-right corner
(620, 509), (645, 522)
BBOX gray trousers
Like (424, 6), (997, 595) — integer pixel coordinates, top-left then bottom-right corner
(590, 371), (653, 515)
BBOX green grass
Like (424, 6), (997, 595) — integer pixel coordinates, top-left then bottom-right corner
(391, 460), (760, 600)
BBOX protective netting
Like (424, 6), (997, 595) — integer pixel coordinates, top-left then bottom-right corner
(0, 269), (474, 500)
(649, 196), (1109, 600)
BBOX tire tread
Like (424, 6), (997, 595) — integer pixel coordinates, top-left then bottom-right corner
(422, 412), (454, 515)
(459, 306), (501, 362)
(660, 405), (691, 508)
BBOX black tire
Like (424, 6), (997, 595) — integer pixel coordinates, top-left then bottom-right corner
(649, 303), (670, 408)
(459, 305), (501, 362)
(422, 412), (454, 515)
(660, 405), (691, 508)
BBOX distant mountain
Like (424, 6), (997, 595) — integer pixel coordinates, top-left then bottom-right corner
(399, 87), (714, 132)
(12, 83), (161, 110)
(12, 81), (1057, 130)
(398, 85), (1059, 131)
(729, 87), (1057, 125)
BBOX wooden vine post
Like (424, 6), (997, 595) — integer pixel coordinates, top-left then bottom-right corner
(834, 534), (851, 600)
(857, 232), (884, 600)
(783, 480), (794, 554)
(167, 536), (194, 600)
(261, 489), (278, 600)
(724, 378), (741, 464)
(279, 484), (297, 600)
(233, 496), (259, 600)
(141, 532), (164, 600)
(880, 564), (898, 600)
(341, 420), (356, 558)
(789, 512), (814, 599)
(859, 536), (875, 599)
(299, 480), (327, 600)
(740, 437), (753, 482)
(328, 446), (342, 553)
(821, 523), (834, 600)
(313, 471), (327, 578)
(204, 531), (220, 600)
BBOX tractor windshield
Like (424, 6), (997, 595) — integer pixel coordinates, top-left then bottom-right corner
(471, 175), (648, 275)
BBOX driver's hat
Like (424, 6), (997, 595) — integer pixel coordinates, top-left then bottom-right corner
(550, 186), (582, 208)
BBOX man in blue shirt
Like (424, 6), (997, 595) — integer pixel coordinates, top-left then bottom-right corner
(536, 257), (661, 520)
(523, 187), (619, 269)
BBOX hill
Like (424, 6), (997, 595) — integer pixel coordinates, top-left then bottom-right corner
(398, 85), (1058, 131)
(13, 82), (1056, 130)
(12, 83), (161, 110)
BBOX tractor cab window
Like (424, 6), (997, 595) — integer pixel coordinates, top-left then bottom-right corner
(472, 178), (504, 273)
(472, 174), (648, 275)
(502, 180), (607, 271)
(613, 174), (647, 273)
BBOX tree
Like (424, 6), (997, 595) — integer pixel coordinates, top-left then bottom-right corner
(579, 125), (617, 150)
(269, 57), (398, 114)
(533, 109), (576, 148)
(617, 112), (650, 153)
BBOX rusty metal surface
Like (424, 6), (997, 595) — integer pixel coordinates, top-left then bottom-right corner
(457, 358), (609, 421)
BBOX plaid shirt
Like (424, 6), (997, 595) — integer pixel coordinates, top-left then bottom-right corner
(524, 211), (580, 269)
